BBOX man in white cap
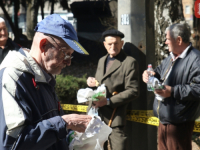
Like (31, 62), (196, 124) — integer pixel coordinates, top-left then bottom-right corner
(0, 17), (20, 64)
(0, 14), (91, 150)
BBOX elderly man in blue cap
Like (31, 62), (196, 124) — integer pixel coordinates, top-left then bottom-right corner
(0, 14), (91, 150)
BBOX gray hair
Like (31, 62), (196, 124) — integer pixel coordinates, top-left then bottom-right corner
(165, 23), (191, 43)
(0, 17), (5, 23)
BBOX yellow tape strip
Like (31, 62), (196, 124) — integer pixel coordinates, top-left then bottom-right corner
(126, 110), (158, 126)
(127, 110), (154, 117)
(61, 104), (200, 132)
(61, 104), (88, 112)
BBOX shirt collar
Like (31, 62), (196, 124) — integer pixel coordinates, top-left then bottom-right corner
(170, 43), (191, 61)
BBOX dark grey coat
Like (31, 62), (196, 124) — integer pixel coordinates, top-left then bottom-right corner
(154, 46), (200, 124)
(95, 50), (139, 127)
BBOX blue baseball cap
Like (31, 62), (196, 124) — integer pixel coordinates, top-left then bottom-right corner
(34, 14), (89, 55)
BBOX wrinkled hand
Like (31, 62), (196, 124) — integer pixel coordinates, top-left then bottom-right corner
(92, 97), (107, 108)
(87, 77), (96, 87)
(62, 114), (92, 132)
(142, 70), (156, 83)
(154, 85), (171, 98)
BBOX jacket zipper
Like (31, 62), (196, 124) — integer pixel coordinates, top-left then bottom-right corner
(157, 101), (160, 118)
(157, 59), (175, 119)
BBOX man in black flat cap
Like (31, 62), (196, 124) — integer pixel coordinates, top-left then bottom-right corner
(87, 29), (139, 150)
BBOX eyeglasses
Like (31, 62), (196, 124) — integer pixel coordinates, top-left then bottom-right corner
(44, 33), (73, 60)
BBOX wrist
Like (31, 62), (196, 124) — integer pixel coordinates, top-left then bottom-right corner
(107, 98), (110, 105)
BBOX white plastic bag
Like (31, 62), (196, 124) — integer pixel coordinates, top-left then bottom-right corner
(77, 84), (106, 103)
(76, 88), (94, 103)
(69, 116), (112, 150)
(88, 107), (99, 116)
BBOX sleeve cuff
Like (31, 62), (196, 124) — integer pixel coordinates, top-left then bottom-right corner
(171, 87), (174, 97)
(48, 116), (68, 139)
(107, 98), (110, 105)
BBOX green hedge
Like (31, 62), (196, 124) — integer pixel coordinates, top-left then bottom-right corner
(55, 74), (87, 105)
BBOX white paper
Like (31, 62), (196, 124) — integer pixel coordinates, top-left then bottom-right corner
(69, 116), (112, 150)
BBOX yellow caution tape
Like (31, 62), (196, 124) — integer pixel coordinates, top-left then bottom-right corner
(194, 122), (200, 132)
(61, 104), (88, 112)
(126, 110), (159, 126)
(61, 104), (200, 132)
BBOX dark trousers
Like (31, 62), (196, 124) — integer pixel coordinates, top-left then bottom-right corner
(158, 121), (195, 150)
(104, 126), (128, 150)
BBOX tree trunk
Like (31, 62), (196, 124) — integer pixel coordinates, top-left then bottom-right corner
(26, 0), (39, 40)
(50, 0), (54, 14)
(40, 0), (44, 20)
(154, 0), (184, 66)
(14, 0), (20, 42)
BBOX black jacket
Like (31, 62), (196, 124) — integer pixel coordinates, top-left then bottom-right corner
(0, 38), (20, 64)
(153, 46), (200, 124)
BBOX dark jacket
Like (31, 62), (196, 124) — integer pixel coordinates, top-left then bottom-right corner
(95, 50), (139, 127)
(0, 38), (20, 64)
(0, 48), (68, 150)
(153, 46), (200, 124)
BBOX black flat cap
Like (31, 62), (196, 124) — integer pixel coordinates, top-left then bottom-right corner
(102, 29), (124, 39)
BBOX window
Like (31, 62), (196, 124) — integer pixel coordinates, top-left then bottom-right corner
(185, 5), (190, 14)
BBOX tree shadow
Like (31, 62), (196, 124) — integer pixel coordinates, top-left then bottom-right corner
(123, 42), (154, 110)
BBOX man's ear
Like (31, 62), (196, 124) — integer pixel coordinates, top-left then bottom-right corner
(120, 40), (124, 49)
(103, 41), (106, 47)
(121, 40), (124, 46)
(40, 39), (47, 53)
(177, 36), (182, 45)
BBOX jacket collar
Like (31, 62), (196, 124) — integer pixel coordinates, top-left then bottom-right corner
(22, 48), (54, 84)
(101, 50), (127, 81)
(170, 43), (192, 61)
(0, 48), (49, 84)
